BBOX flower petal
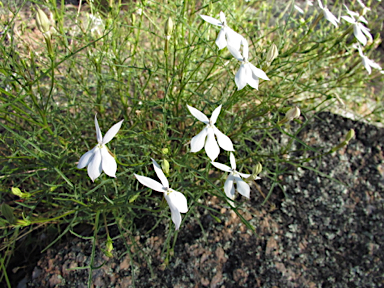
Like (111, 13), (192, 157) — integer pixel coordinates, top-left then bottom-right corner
(167, 190), (188, 213)
(318, 0), (324, 9)
(210, 105), (222, 125)
(341, 15), (355, 24)
(187, 105), (209, 124)
(77, 147), (96, 169)
(219, 11), (226, 24)
(200, 15), (222, 26)
(191, 127), (208, 153)
(205, 128), (220, 161)
(239, 172), (251, 179)
(227, 43), (244, 61)
(151, 158), (169, 188)
(226, 28), (244, 52)
(235, 64), (247, 90)
(101, 147), (117, 177)
(235, 176), (250, 198)
(134, 174), (165, 193)
(353, 24), (367, 46)
(245, 65), (260, 90)
(360, 24), (372, 43)
(102, 119), (124, 145)
(87, 148), (102, 181)
(323, 9), (339, 27)
(224, 174), (236, 199)
(215, 29), (227, 50)
(362, 57), (372, 74)
(230, 152), (236, 170)
(249, 63), (270, 80)
(95, 114), (103, 143)
(213, 126), (234, 151)
(211, 161), (232, 173)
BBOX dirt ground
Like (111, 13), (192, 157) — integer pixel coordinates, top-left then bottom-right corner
(20, 112), (384, 288)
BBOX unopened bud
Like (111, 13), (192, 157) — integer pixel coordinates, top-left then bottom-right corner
(36, 8), (51, 35)
(162, 159), (170, 175)
(345, 129), (355, 142)
(164, 17), (173, 40)
(11, 187), (31, 199)
(251, 163), (262, 180)
(162, 148), (169, 155)
(131, 13), (136, 25)
(266, 43), (278, 65)
(285, 106), (301, 121)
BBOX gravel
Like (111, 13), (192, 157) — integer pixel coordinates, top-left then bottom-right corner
(26, 112), (384, 288)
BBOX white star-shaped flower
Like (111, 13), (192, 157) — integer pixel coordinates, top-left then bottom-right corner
(77, 115), (124, 182)
(134, 159), (188, 230)
(318, 0), (340, 27)
(227, 38), (270, 90)
(342, 5), (372, 46)
(187, 104), (234, 161)
(200, 11), (244, 50)
(357, 45), (382, 74)
(211, 153), (256, 203)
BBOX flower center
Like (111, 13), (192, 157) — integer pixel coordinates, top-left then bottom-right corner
(166, 188), (173, 196)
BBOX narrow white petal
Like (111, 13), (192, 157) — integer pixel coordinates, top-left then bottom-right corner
(226, 28), (244, 52)
(219, 11), (226, 24)
(134, 174), (166, 193)
(354, 24), (367, 46)
(164, 193), (185, 230)
(250, 64), (270, 80)
(213, 126), (234, 151)
(230, 152), (236, 170)
(362, 57), (372, 74)
(224, 174), (236, 199)
(151, 158), (169, 188)
(210, 105), (222, 125)
(187, 105), (209, 124)
(294, 4), (304, 14)
(235, 176), (250, 198)
(87, 148), (102, 181)
(102, 119), (124, 145)
(318, 0), (324, 9)
(211, 161), (232, 173)
(167, 190), (188, 213)
(235, 65), (247, 91)
(200, 15), (222, 26)
(191, 127), (208, 153)
(324, 9), (339, 27)
(215, 29), (227, 50)
(341, 16), (355, 24)
(77, 147), (96, 169)
(101, 147), (117, 177)
(360, 24), (372, 42)
(227, 43), (244, 61)
(242, 37), (249, 61)
(205, 128), (220, 161)
(239, 172), (251, 179)
(245, 65), (260, 90)
(95, 114), (103, 144)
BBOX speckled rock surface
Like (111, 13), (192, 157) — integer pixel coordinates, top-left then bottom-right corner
(27, 112), (384, 288)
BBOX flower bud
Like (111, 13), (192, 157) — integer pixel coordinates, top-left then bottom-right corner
(251, 163), (262, 180)
(345, 129), (355, 142)
(266, 43), (278, 64)
(161, 159), (170, 175)
(285, 106), (301, 121)
(36, 8), (51, 35)
(11, 187), (31, 199)
(164, 17), (173, 40)
(162, 148), (169, 155)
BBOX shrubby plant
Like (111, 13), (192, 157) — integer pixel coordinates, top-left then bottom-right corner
(0, 0), (382, 285)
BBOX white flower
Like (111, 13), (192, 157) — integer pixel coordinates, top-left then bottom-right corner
(341, 5), (372, 46)
(134, 159), (188, 230)
(187, 104), (234, 161)
(211, 153), (253, 203)
(77, 115), (123, 182)
(227, 38), (270, 90)
(318, 0), (339, 27)
(294, 4), (304, 14)
(357, 46), (382, 74)
(200, 11), (244, 50)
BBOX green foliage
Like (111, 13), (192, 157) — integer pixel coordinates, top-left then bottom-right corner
(0, 0), (382, 286)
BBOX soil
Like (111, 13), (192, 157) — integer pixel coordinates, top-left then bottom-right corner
(20, 111), (384, 288)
